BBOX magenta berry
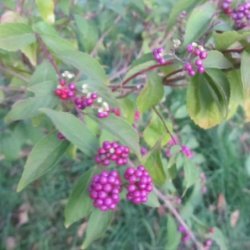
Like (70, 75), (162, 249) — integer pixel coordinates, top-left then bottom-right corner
(178, 225), (191, 244)
(95, 141), (130, 167)
(181, 145), (193, 158)
(54, 80), (76, 100)
(124, 165), (153, 204)
(153, 47), (166, 64)
(89, 170), (122, 211)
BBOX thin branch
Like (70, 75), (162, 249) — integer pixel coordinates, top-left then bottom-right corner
(154, 188), (203, 250)
(163, 76), (186, 86)
(163, 68), (183, 81)
(112, 60), (174, 92)
(222, 48), (244, 54)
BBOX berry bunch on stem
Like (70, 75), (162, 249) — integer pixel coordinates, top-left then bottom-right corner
(153, 48), (166, 64)
(95, 141), (130, 166)
(124, 166), (153, 204)
(184, 43), (208, 77)
(89, 170), (122, 211)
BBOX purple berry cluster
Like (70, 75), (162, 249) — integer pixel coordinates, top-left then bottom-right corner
(54, 80), (112, 119)
(184, 43), (208, 77)
(231, 1), (250, 29)
(89, 170), (122, 211)
(95, 141), (130, 166)
(124, 166), (153, 204)
(54, 79), (76, 100)
(153, 48), (166, 64)
(221, 0), (250, 29)
(74, 92), (98, 110)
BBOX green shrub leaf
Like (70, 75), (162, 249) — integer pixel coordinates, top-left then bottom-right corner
(0, 23), (35, 51)
(17, 133), (69, 192)
(64, 169), (94, 227)
(41, 109), (98, 156)
(137, 72), (164, 113)
(81, 210), (113, 249)
(241, 51), (250, 97)
(183, 2), (216, 47)
(90, 113), (140, 158)
(36, 0), (55, 23)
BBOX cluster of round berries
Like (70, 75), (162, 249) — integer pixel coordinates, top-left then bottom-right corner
(152, 48), (166, 64)
(124, 166), (153, 204)
(184, 43), (208, 77)
(231, 1), (250, 29)
(222, 0), (250, 29)
(89, 165), (153, 211)
(54, 80), (76, 100)
(89, 170), (122, 211)
(74, 92), (98, 110)
(54, 80), (112, 119)
(95, 141), (130, 166)
(75, 84), (110, 119)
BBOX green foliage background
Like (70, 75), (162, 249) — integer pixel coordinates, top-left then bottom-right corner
(0, 0), (250, 249)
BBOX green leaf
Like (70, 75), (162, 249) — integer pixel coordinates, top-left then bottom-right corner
(143, 141), (166, 186)
(241, 51), (250, 97)
(41, 109), (98, 156)
(227, 70), (244, 117)
(213, 30), (250, 50)
(0, 23), (35, 51)
(167, 0), (201, 29)
(144, 191), (160, 208)
(212, 228), (228, 250)
(64, 169), (94, 227)
(33, 22), (75, 50)
(183, 2), (216, 47)
(30, 60), (57, 85)
(137, 72), (164, 113)
(0, 132), (21, 161)
(21, 43), (37, 66)
(204, 50), (233, 69)
(118, 97), (136, 125)
(81, 210), (113, 249)
(35, 22), (108, 85)
(36, 0), (55, 23)
(166, 215), (181, 250)
(205, 69), (230, 117)
(186, 72), (230, 129)
(17, 133), (69, 192)
(74, 15), (99, 53)
(143, 112), (171, 147)
(5, 96), (57, 123)
(55, 50), (108, 84)
(90, 113), (140, 158)
(183, 160), (199, 190)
